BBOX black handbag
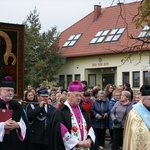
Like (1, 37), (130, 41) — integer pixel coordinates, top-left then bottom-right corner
(113, 122), (122, 129)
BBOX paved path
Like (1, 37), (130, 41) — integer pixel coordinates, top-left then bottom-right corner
(104, 140), (112, 150)
(94, 138), (112, 150)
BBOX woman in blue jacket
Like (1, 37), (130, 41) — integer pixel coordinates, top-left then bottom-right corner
(91, 90), (109, 150)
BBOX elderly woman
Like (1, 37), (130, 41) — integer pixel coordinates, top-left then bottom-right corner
(111, 91), (132, 150)
(91, 90), (109, 150)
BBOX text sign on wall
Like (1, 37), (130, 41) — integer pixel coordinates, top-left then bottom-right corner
(92, 62), (109, 67)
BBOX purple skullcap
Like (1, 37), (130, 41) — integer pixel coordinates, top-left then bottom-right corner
(68, 80), (82, 92)
(0, 76), (15, 88)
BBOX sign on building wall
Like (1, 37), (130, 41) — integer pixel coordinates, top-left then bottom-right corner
(0, 22), (24, 100)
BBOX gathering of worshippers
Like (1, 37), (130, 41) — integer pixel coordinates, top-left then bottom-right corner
(0, 76), (150, 150)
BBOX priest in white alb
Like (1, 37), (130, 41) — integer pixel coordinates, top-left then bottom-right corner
(122, 91), (150, 150)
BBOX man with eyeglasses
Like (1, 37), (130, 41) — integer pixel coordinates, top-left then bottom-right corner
(0, 76), (30, 150)
(48, 80), (96, 150)
(117, 85), (124, 94)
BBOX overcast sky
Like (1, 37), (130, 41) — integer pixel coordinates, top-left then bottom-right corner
(0, 0), (138, 32)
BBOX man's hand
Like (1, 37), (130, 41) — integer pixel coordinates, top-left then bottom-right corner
(77, 141), (85, 147)
(4, 118), (12, 130)
(4, 119), (19, 130)
(83, 138), (92, 148)
(77, 138), (92, 148)
(39, 101), (47, 108)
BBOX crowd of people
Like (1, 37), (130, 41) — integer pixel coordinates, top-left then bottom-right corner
(0, 76), (150, 150)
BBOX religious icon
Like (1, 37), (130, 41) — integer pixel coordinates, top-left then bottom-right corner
(0, 23), (24, 100)
(0, 30), (17, 80)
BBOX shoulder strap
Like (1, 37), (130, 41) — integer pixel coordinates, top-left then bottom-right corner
(121, 105), (128, 121)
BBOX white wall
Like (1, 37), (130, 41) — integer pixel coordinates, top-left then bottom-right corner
(59, 52), (150, 89)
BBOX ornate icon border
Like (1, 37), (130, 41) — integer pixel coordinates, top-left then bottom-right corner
(0, 22), (24, 100)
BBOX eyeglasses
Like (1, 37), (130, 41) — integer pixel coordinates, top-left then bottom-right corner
(118, 89), (123, 90)
(121, 95), (126, 97)
(2, 88), (14, 93)
(70, 92), (82, 98)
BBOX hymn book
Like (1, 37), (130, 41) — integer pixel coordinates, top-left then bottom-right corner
(0, 108), (13, 134)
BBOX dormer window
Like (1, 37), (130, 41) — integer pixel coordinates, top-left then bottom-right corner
(138, 25), (150, 38)
(62, 34), (82, 47)
(105, 27), (125, 42)
(90, 30), (110, 44)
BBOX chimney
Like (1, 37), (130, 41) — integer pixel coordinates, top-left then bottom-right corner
(94, 5), (101, 22)
(117, 2), (124, 5)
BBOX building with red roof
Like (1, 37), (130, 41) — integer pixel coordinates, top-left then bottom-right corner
(58, 1), (150, 91)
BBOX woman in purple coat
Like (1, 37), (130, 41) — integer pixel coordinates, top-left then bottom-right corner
(111, 91), (132, 150)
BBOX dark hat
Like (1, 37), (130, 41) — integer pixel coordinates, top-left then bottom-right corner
(141, 90), (150, 96)
(37, 89), (49, 97)
(0, 76), (15, 88)
(68, 80), (82, 92)
(140, 85), (150, 96)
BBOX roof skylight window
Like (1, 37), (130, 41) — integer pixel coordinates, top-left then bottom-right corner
(63, 34), (82, 47)
(138, 25), (150, 38)
(90, 30), (110, 44)
(105, 27), (125, 42)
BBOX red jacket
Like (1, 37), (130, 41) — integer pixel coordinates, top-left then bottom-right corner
(81, 99), (93, 116)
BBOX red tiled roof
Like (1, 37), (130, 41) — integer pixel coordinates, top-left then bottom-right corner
(59, 1), (146, 58)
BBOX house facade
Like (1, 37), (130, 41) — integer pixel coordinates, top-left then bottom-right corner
(58, 1), (150, 91)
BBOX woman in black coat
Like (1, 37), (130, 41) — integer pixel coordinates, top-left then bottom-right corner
(91, 90), (109, 150)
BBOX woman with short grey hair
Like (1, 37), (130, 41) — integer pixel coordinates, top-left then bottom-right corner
(91, 90), (109, 150)
(111, 91), (132, 150)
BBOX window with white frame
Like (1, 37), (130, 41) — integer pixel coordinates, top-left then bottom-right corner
(105, 27), (125, 42)
(75, 74), (80, 81)
(143, 71), (150, 85)
(90, 30), (110, 44)
(59, 75), (65, 88)
(88, 74), (96, 87)
(123, 72), (129, 84)
(67, 75), (72, 87)
(62, 34), (82, 47)
(138, 25), (150, 38)
(133, 72), (140, 87)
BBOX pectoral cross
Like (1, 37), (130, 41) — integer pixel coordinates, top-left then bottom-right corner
(79, 121), (83, 129)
